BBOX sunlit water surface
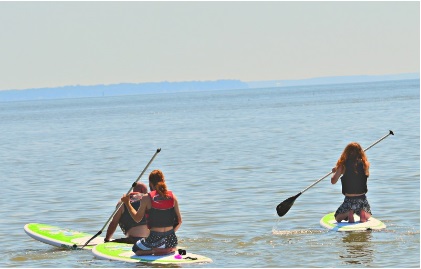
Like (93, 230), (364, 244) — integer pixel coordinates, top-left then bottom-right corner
(0, 79), (419, 267)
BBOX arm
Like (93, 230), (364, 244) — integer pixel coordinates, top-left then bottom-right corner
(104, 204), (123, 242)
(173, 195), (182, 232)
(121, 193), (148, 222)
(331, 165), (343, 185)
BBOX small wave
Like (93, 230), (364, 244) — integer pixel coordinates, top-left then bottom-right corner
(272, 229), (324, 235)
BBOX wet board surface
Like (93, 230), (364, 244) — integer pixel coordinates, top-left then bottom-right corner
(24, 223), (104, 250)
(320, 212), (386, 231)
(92, 242), (212, 264)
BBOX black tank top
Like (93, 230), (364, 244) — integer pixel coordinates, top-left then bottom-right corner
(118, 200), (147, 235)
(340, 159), (368, 195)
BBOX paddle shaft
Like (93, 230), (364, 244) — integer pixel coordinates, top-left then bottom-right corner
(300, 130), (394, 195)
(80, 148), (161, 248)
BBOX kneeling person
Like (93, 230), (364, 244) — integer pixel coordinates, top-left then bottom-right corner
(121, 169), (182, 256)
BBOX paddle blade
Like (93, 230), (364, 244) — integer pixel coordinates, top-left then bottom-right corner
(80, 230), (102, 249)
(276, 193), (302, 217)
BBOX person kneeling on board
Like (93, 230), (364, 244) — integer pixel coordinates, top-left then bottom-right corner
(104, 182), (150, 244)
(331, 142), (372, 223)
(121, 169), (182, 256)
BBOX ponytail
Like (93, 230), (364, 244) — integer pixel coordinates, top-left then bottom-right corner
(149, 169), (169, 198)
(155, 182), (168, 198)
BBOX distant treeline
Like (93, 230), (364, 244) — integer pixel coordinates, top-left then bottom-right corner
(0, 73), (419, 102)
(247, 73), (420, 88)
(0, 80), (248, 102)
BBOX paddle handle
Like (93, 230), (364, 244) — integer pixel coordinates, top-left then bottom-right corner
(300, 130), (394, 194)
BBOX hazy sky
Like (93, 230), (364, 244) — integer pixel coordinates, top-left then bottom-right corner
(0, 1), (419, 91)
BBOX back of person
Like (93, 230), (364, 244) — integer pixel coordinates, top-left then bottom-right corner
(105, 182), (149, 243)
(147, 189), (177, 230)
(341, 158), (368, 195)
(121, 169), (182, 255)
(118, 192), (149, 242)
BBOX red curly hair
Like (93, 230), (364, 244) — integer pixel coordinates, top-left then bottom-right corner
(336, 142), (370, 176)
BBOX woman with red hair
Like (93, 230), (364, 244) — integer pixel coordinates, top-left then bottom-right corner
(121, 169), (182, 256)
(331, 142), (371, 223)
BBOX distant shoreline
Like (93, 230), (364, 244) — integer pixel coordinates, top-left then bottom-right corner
(0, 73), (419, 102)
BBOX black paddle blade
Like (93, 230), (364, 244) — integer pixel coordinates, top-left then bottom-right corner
(276, 192), (302, 217)
(80, 230), (102, 249)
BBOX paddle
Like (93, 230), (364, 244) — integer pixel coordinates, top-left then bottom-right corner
(78, 148), (161, 249)
(276, 130), (394, 217)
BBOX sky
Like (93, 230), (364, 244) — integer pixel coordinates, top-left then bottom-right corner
(0, 1), (419, 91)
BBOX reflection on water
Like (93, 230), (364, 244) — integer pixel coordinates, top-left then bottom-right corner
(339, 231), (374, 265)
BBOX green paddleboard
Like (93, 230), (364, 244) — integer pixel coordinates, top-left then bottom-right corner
(24, 223), (104, 250)
(320, 212), (386, 231)
(92, 242), (212, 264)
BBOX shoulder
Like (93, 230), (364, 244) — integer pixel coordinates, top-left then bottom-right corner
(167, 190), (176, 198)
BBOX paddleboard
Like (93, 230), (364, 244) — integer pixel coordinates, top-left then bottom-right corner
(24, 223), (104, 250)
(92, 242), (212, 264)
(320, 212), (386, 231)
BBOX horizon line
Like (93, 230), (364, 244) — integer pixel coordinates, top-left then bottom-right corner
(1, 72), (419, 92)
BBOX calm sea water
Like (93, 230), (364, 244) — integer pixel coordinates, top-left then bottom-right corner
(0, 79), (419, 268)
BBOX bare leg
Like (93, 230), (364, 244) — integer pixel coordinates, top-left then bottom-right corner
(134, 249), (154, 256)
(348, 210), (355, 223)
(135, 247), (176, 256)
(337, 211), (356, 223)
(360, 210), (371, 223)
(335, 212), (349, 222)
(152, 247), (177, 256)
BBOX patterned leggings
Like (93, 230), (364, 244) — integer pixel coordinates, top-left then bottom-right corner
(334, 194), (372, 217)
(132, 230), (178, 252)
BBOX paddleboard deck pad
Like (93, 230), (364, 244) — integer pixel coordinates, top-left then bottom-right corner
(320, 212), (386, 231)
(92, 242), (212, 264)
(24, 223), (104, 250)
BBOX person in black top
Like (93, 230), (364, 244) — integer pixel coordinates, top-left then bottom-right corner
(104, 182), (149, 243)
(331, 142), (372, 223)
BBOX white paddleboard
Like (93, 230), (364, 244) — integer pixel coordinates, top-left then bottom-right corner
(24, 223), (104, 250)
(92, 242), (212, 264)
(320, 212), (386, 231)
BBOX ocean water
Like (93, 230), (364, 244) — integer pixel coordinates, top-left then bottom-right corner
(0, 79), (419, 268)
